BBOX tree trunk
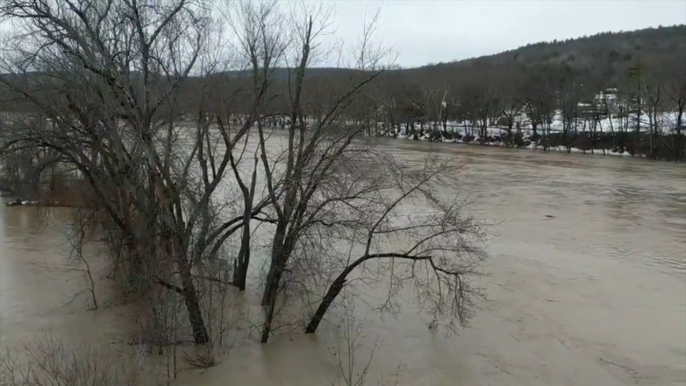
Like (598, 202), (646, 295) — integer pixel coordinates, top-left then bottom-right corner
(261, 299), (276, 343)
(262, 226), (286, 307)
(650, 108), (659, 159)
(636, 98), (642, 133)
(233, 200), (252, 291)
(305, 259), (361, 334)
(677, 105), (684, 160)
(305, 274), (346, 333)
(260, 226), (289, 343)
(260, 258), (286, 343)
(183, 281), (210, 344)
(177, 256), (209, 344)
(591, 119), (596, 155)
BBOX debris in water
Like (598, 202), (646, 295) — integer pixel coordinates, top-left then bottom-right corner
(5, 200), (39, 207)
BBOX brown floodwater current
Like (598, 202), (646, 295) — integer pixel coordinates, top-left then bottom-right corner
(1, 140), (685, 385)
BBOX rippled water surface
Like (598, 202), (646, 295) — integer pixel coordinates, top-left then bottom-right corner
(1, 141), (685, 385)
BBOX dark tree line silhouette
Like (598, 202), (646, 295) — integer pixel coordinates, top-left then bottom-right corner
(2, 26), (684, 159)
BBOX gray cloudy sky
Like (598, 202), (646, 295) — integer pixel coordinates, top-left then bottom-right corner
(327, 0), (686, 67)
(0, 0), (682, 69)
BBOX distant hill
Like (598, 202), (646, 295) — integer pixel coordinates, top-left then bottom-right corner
(221, 67), (363, 81)
(219, 25), (686, 78)
(252, 25), (686, 95)
(2, 25), (684, 115)
(412, 25), (686, 71)
(4, 25), (683, 84)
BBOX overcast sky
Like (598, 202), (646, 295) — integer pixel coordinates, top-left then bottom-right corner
(326, 0), (686, 68)
(0, 0), (683, 69)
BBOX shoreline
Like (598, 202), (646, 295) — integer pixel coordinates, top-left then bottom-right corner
(386, 133), (676, 161)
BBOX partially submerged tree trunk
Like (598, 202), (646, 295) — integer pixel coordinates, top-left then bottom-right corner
(178, 259), (210, 344)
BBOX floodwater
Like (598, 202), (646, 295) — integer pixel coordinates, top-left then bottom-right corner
(1, 141), (685, 386)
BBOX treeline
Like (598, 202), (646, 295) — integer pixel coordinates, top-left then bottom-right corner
(2, 26), (685, 159)
(369, 56), (685, 159)
(426, 25), (686, 70)
(278, 25), (686, 159)
(190, 25), (686, 159)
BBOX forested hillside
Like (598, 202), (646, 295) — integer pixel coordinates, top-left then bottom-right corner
(423, 25), (686, 71)
(2, 25), (685, 158)
(354, 25), (686, 159)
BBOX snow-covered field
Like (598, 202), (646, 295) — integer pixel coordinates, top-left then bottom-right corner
(394, 110), (682, 138)
(396, 133), (641, 158)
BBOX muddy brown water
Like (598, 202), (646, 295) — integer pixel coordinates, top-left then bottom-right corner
(1, 141), (685, 385)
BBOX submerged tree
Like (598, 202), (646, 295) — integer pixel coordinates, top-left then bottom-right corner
(0, 0), (277, 344)
(248, 5), (488, 343)
(0, 0), (489, 350)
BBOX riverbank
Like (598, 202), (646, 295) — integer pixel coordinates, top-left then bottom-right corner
(391, 130), (684, 160)
(0, 180), (92, 208)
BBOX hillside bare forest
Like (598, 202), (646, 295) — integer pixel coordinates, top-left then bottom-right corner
(267, 25), (685, 159)
(0, 0), (684, 385)
(2, 24), (686, 162)
(381, 25), (686, 159)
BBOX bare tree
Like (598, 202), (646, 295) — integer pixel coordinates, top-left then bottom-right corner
(665, 72), (686, 133)
(327, 294), (384, 386)
(645, 71), (662, 159)
(0, 332), (142, 386)
(0, 0), (274, 344)
(223, 3), (490, 344)
(1, 1), (489, 356)
(304, 157), (487, 334)
(0, 0), (216, 343)
(219, 0), (286, 291)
